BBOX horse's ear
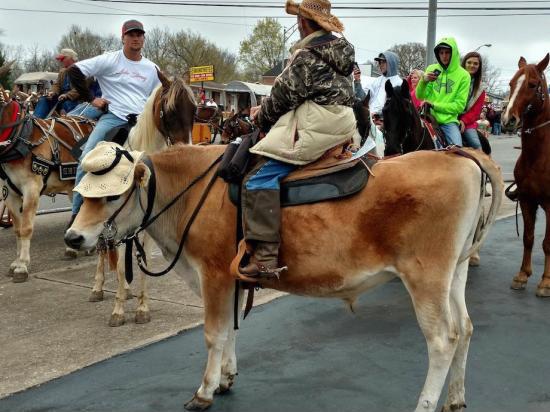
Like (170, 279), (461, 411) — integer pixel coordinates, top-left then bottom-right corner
(156, 67), (171, 90)
(536, 53), (550, 73)
(362, 90), (370, 108)
(385, 79), (394, 96)
(134, 162), (151, 189)
(518, 57), (527, 68)
(401, 79), (410, 99)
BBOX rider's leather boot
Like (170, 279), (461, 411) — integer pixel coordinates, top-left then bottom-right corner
(239, 184), (287, 278)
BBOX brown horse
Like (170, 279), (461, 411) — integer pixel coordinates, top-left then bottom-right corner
(66, 143), (503, 412)
(220, 112), (253, 143)
(195, 105), (223, 142)
(503, 53), (550, 296)
(90, 71), (197, 326)
(0, 80), (95, 282)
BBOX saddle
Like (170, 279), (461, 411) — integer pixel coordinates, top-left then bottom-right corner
(220, 130), (377, 207)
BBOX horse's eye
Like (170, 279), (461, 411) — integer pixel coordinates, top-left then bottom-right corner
(106, 195), (121, 202)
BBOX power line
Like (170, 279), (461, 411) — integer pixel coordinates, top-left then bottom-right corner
(7, 6), (550, 18)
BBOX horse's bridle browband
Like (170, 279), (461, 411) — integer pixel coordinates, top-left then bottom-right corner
(101, 152), (223, 283)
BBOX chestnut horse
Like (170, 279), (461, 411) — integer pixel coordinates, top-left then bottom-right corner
(220, 112), (253, 143)
(90, 71), (197, 326)
(0, 81), (95, 282)
(66, 143), (503, 412)
(503, 53), (550, 296)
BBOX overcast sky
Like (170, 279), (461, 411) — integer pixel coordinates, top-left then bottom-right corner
(2, 0), (550, 90)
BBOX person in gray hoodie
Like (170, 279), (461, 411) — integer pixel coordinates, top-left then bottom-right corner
(354, 50), (402, 117)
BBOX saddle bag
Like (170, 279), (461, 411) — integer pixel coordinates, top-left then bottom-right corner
(217, 129), (260, 184)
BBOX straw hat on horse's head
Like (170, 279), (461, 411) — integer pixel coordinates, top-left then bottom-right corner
(285, 0), (344, 33)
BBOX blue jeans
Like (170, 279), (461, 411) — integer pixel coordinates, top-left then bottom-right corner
(68, 102), (103, 120)
(245, 159), (296, 191)
(462, 128), (481, 149)
(34, 96), (78, 119)
(439, 123), (463, 147)
(492, 122), (501, 135)
(72, 112), (128, 214)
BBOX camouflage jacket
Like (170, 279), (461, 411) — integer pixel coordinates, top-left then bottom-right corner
(256, 33), (355, 133)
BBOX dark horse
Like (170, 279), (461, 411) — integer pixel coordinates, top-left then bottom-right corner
(382, 79), (491, 156)
(503, 53), (550, 297)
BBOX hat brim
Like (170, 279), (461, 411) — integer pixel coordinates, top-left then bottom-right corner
(123, 28), (145, 35)
(285, 0), (344, 33)
(74, 151), (143, 198)
(374, 57), (386, 62)
(55, 55), (65, 61)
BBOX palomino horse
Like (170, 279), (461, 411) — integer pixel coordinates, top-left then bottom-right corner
(66, 143), (503, 411)
(382, 79), (492, 156)
(0, 79), (95, 282)
(90, 71), (197, 326)
(503, 53), (550, 296)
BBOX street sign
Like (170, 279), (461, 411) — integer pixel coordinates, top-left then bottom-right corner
(190, 66), (214, 82)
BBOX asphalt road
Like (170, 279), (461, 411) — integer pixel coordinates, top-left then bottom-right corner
(2, 214), (549, 412)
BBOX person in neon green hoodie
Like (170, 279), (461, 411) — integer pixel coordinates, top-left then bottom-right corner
(416, 37), (471, 146)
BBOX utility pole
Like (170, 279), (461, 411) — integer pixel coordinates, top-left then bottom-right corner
(425, 0), (437, 66)
(282, 23), (297, 64)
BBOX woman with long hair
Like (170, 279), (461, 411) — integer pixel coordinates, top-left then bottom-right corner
(459, 51), (486, 149)
(407, 69), (423, 111)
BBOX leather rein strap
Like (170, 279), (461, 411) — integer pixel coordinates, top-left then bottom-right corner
(118, 153), (223, 283)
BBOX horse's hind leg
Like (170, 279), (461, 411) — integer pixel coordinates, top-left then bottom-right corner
(5, 193), (23, 276)
(442, 260), (473, 412)
(216, 285), (244, 395)
(185, 273), (235, 411)
(536, 203), (550, 297)
(511, 200), (537, 289)
(406, 267), (458, 412)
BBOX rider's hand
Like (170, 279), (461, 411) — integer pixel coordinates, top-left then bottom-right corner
(424, 72), (439, 82)
(58, 94), (67, 102)
(459, 120), (465, 133)
(91, 97), (110, 110)
(353, 68), (361, 81)
(250, 105), (261, 121)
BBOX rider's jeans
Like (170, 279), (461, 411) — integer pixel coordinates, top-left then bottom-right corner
(462, 127), (481, 149)
(439, 123), (463, 147)
(71, 112), (127, 215)
(33, 96), (78, 119)
(68, 102), (103, 120)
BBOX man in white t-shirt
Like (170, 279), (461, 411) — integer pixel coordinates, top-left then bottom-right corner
(67, 19), (160, 219)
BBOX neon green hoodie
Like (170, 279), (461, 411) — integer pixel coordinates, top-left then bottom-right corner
(415, 37), (471, 125)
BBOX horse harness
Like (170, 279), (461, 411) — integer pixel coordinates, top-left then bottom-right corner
(0, 99), (94, 197)
(522, 72), (550, 134)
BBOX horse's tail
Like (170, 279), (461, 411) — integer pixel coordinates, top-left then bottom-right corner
(479, 133), (492, 155)
(457, 148), (504, 263)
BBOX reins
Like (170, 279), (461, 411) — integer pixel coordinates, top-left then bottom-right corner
(102, 152), (224, 283)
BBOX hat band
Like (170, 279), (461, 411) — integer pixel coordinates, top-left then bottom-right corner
(92, 148), (135, 176)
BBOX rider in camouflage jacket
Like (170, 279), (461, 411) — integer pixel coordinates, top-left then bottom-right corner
(256, 32), (355, 133)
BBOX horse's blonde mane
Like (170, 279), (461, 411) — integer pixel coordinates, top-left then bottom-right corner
(127, 84), (165, 152)
(165, 77), (195, 113)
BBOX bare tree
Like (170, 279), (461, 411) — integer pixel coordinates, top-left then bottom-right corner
(389, 42), (426, 77)
(58, 25), (113, 61)
(24, 45), (57, 72)
(482, 58), (502, 95)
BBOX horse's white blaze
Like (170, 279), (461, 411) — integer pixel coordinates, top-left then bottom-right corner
(504, 74), (525, 124)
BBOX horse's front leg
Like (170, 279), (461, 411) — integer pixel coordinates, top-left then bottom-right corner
(5, 192), (23, 277)
(135, 233), (152, 324)
(108, 245), (132, 327)
(536, 203), (550, 297)
(9, 184), (40, 282)
(89, 251), (106, 302)
(216, 284), (244, 395)
(511, 200), (538, 290)
(185, 273), (235, 411)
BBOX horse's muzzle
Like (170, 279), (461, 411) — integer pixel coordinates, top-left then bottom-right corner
(64, 230), (85, 250)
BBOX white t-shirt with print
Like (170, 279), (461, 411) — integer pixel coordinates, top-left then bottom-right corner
(76, 50), (160, 120)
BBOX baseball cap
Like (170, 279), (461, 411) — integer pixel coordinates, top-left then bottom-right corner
(122, 20), (145, 35)
(55, 48), (78, 62)
(374, 53), (386, 62)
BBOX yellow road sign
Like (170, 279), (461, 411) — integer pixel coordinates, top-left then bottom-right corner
(190, 65), (214, 82)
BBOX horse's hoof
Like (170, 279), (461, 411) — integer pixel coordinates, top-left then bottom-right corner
(184, 394), (212, 411)
(8, 263), (17, 274)
(125, 289), (134, 300)
(108, 314), (125, 327)
(64, 248), (78, 259)
(469, 255), (480, 267)
(135, 310), (151, 324)
(511, 280), (527, 290)
(441, 402), (467, 411)
(89, 290), (104, 302)
(536, 287), (550, 298)
(12, 267), (28, 283)
(215, 375), (235, 395)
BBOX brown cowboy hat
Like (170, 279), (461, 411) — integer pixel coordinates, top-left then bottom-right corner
(285, 0), (344, 33)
